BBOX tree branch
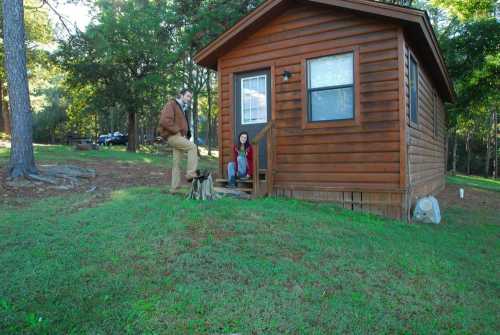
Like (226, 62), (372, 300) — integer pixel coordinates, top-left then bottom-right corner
(40, 0), (77, 36)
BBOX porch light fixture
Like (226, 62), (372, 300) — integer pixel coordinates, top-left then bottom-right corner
(282, 70), (292, 82)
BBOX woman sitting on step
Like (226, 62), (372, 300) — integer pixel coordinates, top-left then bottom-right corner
(227, 131), (254, 187)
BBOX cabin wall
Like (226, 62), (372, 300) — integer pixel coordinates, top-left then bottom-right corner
(404, 39), (446, 209)
(217, 2), (406, 218)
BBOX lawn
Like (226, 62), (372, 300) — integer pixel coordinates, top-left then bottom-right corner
(447, 174), (500, 193)
(0, 146), (499, 334)
(0, 144), (218, 172)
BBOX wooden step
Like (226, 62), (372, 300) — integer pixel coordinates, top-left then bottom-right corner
(215, 178), (229, 187)
(214, 187), (252, 199)
(215, 179), (254, 193)
(216, 178), (253, 184)
(235, 187), (253, 193)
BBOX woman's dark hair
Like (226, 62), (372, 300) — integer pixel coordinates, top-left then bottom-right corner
(237, 131), (250, 151)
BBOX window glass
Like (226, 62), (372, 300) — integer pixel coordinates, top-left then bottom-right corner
(310, 87), (354, 121)
(241, 75), (267, 124)
(308, 53), (353, 89)
(409, 57), (418, 124)
(307, 52), (354, 121)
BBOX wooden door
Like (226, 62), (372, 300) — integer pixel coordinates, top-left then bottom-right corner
(234, 69), (271, 168)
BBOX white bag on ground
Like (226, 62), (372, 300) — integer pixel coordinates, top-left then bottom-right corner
(413, 196), (441, 224)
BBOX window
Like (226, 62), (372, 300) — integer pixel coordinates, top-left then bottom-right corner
(409, 56), (418, 124)
(433, 92), (438, 137)
(307, 52), (354, 122)
(241, 75), (267, 125)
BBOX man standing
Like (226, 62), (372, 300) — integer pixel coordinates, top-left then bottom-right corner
(158, 89), (198, 193)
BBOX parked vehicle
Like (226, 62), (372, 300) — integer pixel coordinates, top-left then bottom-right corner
(107, 132), (128, 146)
(97, 132), (128, 146)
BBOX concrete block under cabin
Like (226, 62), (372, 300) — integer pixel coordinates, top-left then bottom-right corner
(195, 0), (454, 220)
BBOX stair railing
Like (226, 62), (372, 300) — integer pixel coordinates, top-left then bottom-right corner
(251, 120), (275, 197)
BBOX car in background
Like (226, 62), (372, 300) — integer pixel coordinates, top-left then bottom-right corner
(107, 132), (128, 145)
(97, 132), (128, 146)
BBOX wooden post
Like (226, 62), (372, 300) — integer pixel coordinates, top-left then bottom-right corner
(252, 121), (274, 197)
(266, 125), (273, 196)
(253, 144), (259, 197)
(207, 71), (212, 156)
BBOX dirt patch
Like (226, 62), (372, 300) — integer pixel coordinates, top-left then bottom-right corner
(0, 159), (188, 207)
(436, 183), (500, 212)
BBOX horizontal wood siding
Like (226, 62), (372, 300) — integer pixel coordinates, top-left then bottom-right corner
(405, 41), (446, 207)
(218, 3), (403, 199)
(274, 187), (404, 219)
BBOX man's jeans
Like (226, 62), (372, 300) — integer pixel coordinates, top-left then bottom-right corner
(167, 133), (198, 191)
(227, 155), (247, 186)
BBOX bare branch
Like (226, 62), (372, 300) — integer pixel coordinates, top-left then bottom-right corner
(40, 0), (78, 36)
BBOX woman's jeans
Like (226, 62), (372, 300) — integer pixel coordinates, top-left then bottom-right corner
(227, 155), (248, 186)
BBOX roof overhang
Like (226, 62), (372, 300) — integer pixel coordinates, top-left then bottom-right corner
(195, 0), (455, 102)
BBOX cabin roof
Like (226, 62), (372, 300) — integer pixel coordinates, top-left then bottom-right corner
(194, 0), (454, 102)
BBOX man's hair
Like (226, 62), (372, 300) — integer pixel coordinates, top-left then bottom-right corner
(179, 88), (192, 96)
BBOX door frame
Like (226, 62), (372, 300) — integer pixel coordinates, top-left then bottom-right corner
(222, 62), (276, 176)
(234, 69), (272, 169)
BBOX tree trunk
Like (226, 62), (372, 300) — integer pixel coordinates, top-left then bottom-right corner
(0, 83), (3, 133)
(3, 0), (37, 178)
(0, 79), (4, 133)
(127, 111), (137, 152)
(494, 109), (498, 179)
(192, 92), (201, 157)
(192, 92), (199, 144)
(466, 132), (472, 175)
(485, 111), (495, 177)
(207, 71), (212, 156)
(445, 130), (449, 173)
(485, 130), (491, 177)
(452, 130), (457, 176)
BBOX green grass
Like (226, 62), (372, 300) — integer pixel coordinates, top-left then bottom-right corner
(1, 188), (499, 334)
(0, 145), (499, 334)
(447, 174), (500, 193)
(0, 144), (217, 170)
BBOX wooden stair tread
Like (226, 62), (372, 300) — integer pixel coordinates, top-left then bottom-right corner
(236, 188), (253, 192)
(216, 178), (252, 182)
(215, 178), (254, 184)
(214, 186), (252, 192)
(213, 187), (252, 199)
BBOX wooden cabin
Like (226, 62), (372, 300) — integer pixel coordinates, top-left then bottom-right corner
(195, 0), (454, 220)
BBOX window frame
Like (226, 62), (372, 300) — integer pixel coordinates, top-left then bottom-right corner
(301, 46), (360, 129)
(408, 54), (419, 127)
(240, 74), (268, 125)
(433, 91), (438, 138)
